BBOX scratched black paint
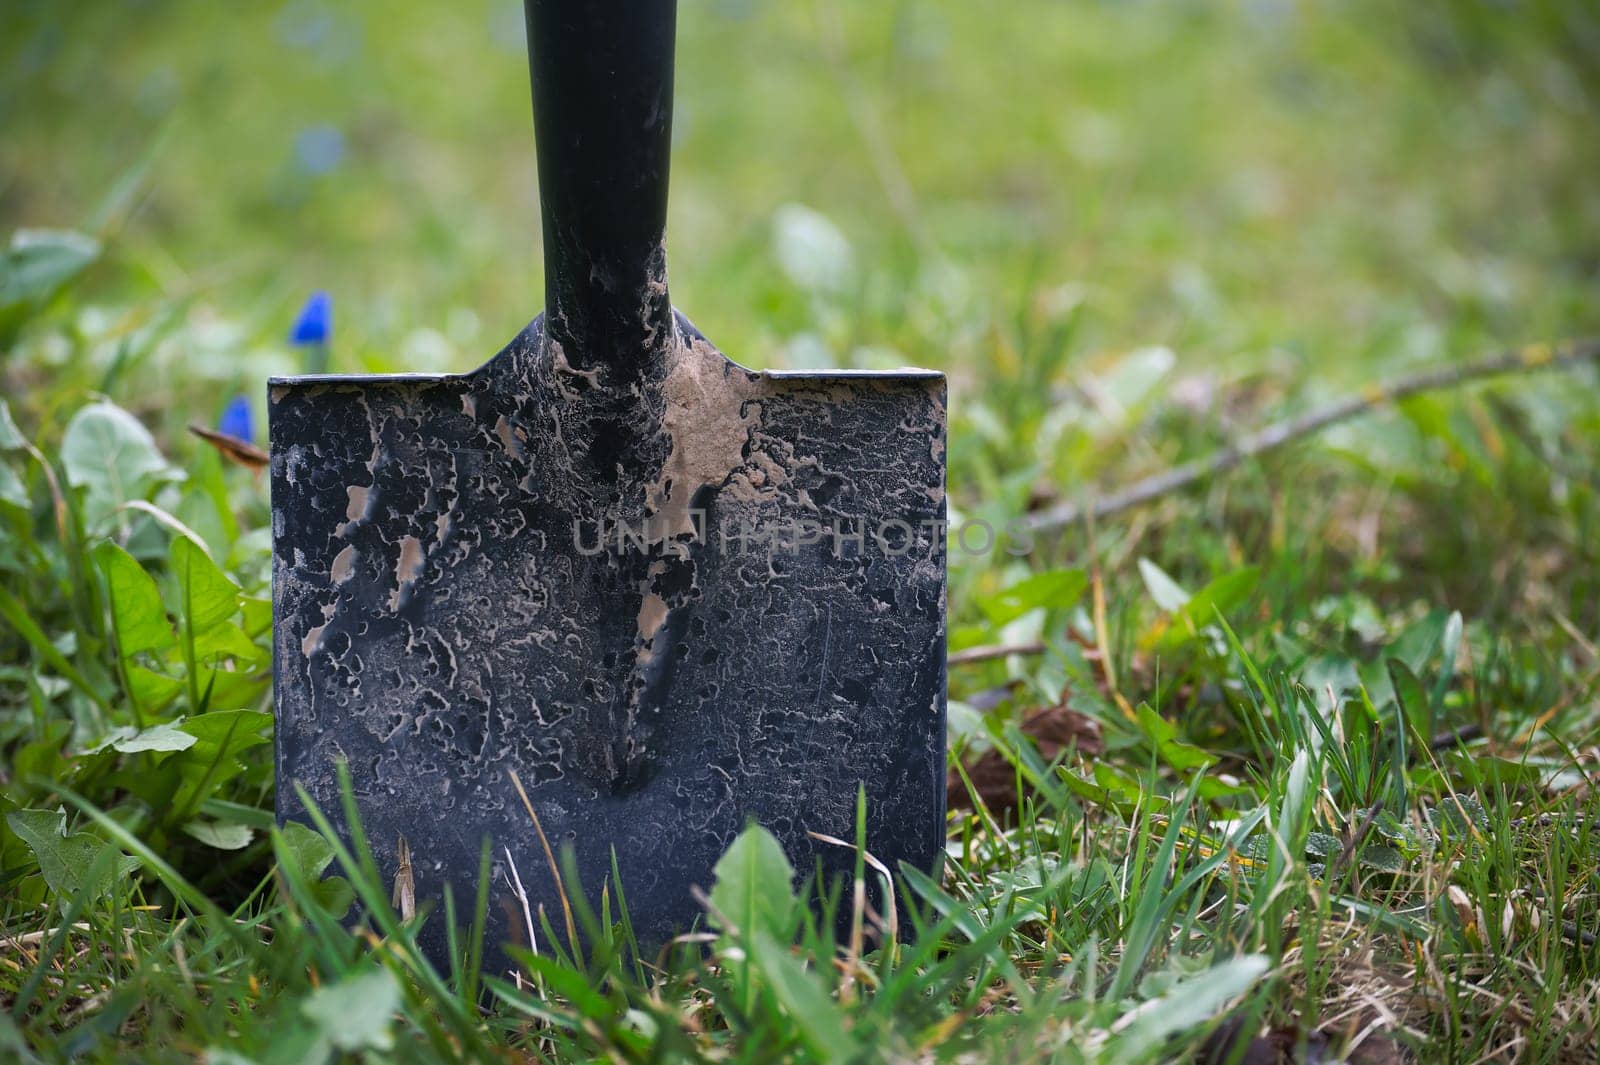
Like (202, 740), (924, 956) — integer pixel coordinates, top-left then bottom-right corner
(270, 0), (946, 963)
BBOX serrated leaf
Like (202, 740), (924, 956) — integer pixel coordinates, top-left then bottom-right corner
(1429, 794), (1488, 835)
(183, 820), (254, 850)
(6, 808), (138, 900)
(1305, 831), (1341, 858)
(178, 709), (271, 752)
(979, 568), (1087, 625)
(300, 967), (400, 1053)
(1358, 844), (1405, 873)
(170, 710), (272, 811)
(171, 535), (240, 634)
(707, 823), (796, 942)
(94, 541), (174, 658)
(279, 820), (338, 879)
(277, 821), (353, 917)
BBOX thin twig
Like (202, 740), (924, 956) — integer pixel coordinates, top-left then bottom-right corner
(1428, 723), (1484, 752)
(1328, 802), (1384, 883)
(948, 641), (1046, 666)
(1023, 337), (1600, 533)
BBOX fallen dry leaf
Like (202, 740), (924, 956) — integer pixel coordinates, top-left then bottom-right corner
(948, 702), (1102, 818)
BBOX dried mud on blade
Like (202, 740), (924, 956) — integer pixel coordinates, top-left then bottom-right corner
(270, 0), (946, 963)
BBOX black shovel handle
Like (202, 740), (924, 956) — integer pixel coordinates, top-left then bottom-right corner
(524, 0), (678, 374)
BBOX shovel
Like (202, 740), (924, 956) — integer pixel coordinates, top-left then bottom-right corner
(270, 0), (946, 958)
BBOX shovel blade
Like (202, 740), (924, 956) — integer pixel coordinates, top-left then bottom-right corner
(271, 314), (945, 956)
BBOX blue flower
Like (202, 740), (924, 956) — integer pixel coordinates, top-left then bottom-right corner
(294, 125), (346, 176)
(219, 395), (255, 444)
(290, 290), (332, 346)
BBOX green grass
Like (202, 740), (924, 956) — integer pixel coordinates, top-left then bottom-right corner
(3, 0), (1600, 1061)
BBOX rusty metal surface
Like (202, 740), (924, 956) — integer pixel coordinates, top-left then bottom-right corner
(270, 310), (946, 954)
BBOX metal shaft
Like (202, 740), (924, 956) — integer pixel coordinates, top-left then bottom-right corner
(524, 0), (678, 378)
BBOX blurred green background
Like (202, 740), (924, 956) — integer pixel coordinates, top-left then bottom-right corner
(6, 0), (1596, 386)
(4, 0), (1600, 634)
(6, 6), (1600, 1055)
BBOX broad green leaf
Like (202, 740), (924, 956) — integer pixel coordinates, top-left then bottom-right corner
(200, 798), (275, 831)
(12, 722), (71, 791)
(1095, 344), (1176, 415)
(171, 709), (272, 811)
(1305, 831), (1342, 859)
(1387, 658), (1432, 746)
(279, 820), (338, 880)
(194, 621), (266, 663)
(195, 670), (269, 715)
(707, 823), (796, 942)
(1162, 566), (1260, 644)
(1430, 610), (1463, 716)
(276, 821), (354, 917)
(1429, 793), (1488, 835)
(88, 720), (196, 754)
(772, 203), (853, 294)
(1374, 811), (1419, 846)
(300, 966), (400, 1053)
(0, 461), (27, 513)
(127, 666), (183, 710)
(183, 821), (254, 850)
(1391, 610), (1449, 677)
(1093, 761), (1148, 806)
(240, 596), (273, 639)
(203, 1050), (261, 1065)
(6, 808), (138, 901)
(1359, 844), (1405, 873)
(1435, 750), (1544, 792)
(171, 535), (241, 634)
(94, 542), (174, 658)
(1116, 955), (1270, 1060)
(1134, 703), (1216, 771)
(0, 586), (105, 706)
(978, 568), (1087, 625)
(0, 1010), (37, 1065)
(59, 400), (176, 521)
(177, 708), (271, 758)
(1270, 749), (1313, 885)
(0, 398), (25, 450)
(1137, 557), (1190, 612)
(749, 931), (859, 1062)
(0, 229), (100, 334)
(173, 534), (241, 633)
